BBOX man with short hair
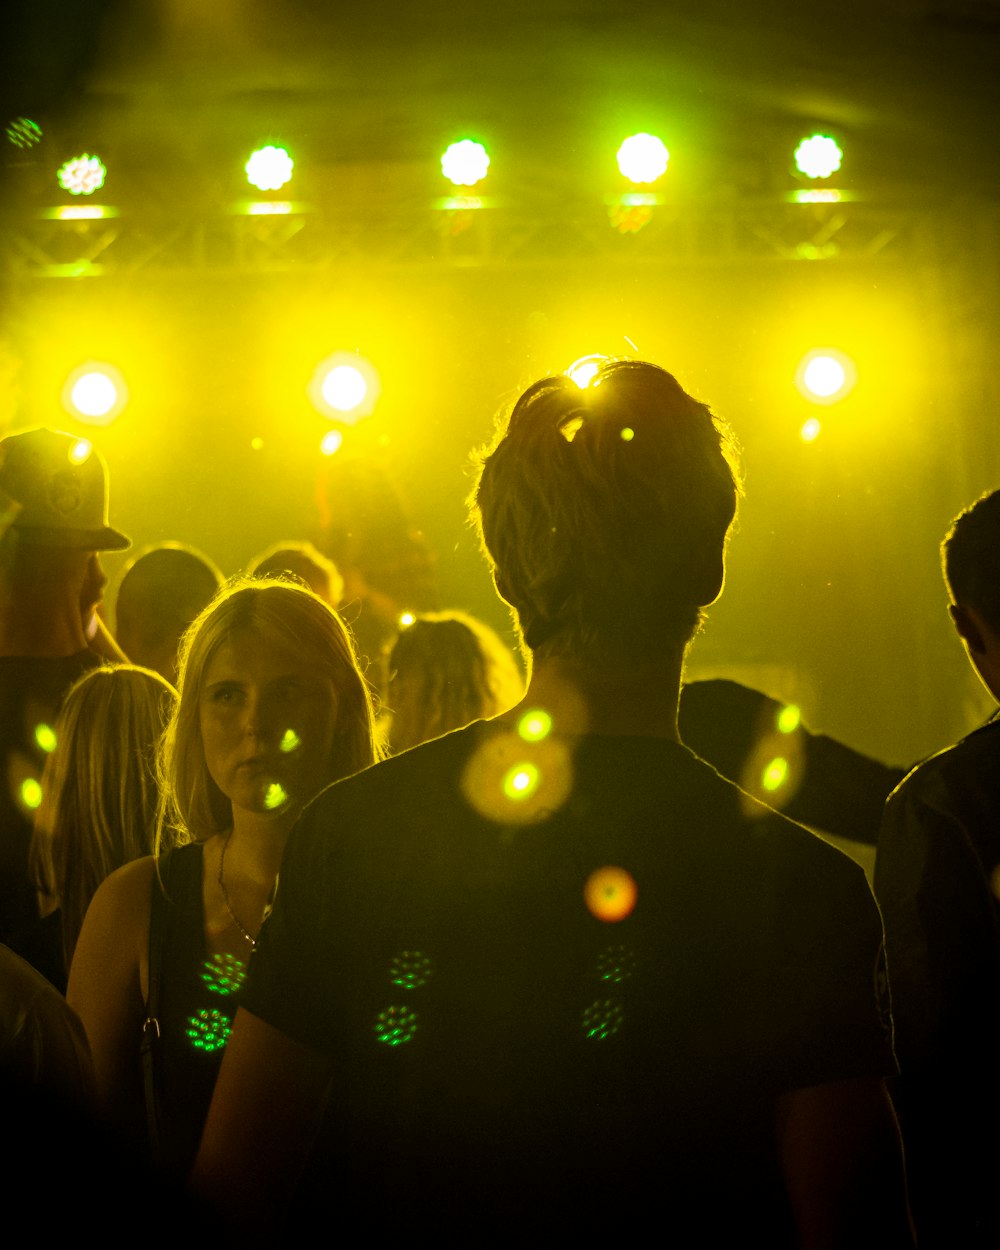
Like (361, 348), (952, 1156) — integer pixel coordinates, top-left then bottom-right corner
(875, 486), (1000, 1248)
(113, 542), (223, 685)
(0, 427), (130, 947)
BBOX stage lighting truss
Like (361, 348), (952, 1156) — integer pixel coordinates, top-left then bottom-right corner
(0, 193), (958, 277)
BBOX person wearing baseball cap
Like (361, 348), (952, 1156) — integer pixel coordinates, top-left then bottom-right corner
(0, 427), (131, 953)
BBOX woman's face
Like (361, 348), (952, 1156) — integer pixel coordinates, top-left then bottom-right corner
(199, 629), (338, 820)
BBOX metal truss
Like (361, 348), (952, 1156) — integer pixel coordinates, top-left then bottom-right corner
(0, 193), (977, 278)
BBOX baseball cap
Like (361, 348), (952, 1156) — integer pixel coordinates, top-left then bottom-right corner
(0, 427), (131, 551)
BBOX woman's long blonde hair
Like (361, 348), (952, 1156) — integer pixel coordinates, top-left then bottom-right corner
(29, 664), (177, 971)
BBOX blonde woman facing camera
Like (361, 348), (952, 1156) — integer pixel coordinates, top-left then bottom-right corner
(68, 578), (382, 1182)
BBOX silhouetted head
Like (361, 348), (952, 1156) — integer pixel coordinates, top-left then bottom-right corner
(943, 487), (1000, 635)
(159, 577), (381, 845)
(470, 359), (742, 664)
(114, 543), (224, 684)
(385, 610), (525, 753)
(248, 540), (345, 607)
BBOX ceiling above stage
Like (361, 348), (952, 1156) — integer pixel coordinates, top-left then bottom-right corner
(3, 0), (1000, 204)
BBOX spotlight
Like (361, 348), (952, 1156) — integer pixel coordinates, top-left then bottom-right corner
(796, 349), (856, 404)
(61, 362), (127, 425)
(309, 353), (381, 424)
(245, 145), (294, 192)
(6, 117), (43, 149)
(57, 154), (106, 196)
(616, 133), (669, 184)
(441, 139), (490, 187)
(794, 134), (843, 179)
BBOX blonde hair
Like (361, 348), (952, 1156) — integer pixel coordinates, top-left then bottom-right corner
(385, 610), (525, 753)
(157, 577), (383, 850)
(29, 664), (177, 971)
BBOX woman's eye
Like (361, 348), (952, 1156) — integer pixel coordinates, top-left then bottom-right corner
(211, 685), (240, 704)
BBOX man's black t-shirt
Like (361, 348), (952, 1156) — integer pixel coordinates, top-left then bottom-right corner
(245, 721), (894, 1241)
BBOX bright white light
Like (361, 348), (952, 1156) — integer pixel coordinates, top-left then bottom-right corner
(794, 134), (843, 179)
(62, 363), (127, 425)
(309, 353), (381, 424)
(796, 349), (856, 405)
(441, 140), (490, 187)
(801, 418), (822, 442)
(566, 355), (606, 389)
(616, 133), (670, 184)
(322, 366), (368, 413)
(245, 146), (294, 192)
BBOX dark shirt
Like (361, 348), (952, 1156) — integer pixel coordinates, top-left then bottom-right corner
(874, 713), (1000, 1248)
(245, 721), (895, 1242)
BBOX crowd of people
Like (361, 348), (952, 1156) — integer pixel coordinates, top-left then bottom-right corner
(0, 359), (997, 1246)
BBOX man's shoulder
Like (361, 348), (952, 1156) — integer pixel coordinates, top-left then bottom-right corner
(888, 714), (1000, 812)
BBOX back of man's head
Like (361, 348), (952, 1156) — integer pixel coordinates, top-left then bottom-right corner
(942, 487), (1000, 635)
(114, 543), (223, 684)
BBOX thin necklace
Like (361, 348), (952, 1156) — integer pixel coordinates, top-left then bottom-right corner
(218, 830), (257, 951)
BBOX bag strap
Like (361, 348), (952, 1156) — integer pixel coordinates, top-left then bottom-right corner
(141, 861), (168, 1166)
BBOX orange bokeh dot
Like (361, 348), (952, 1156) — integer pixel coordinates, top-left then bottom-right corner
(584, 866), (638, 923)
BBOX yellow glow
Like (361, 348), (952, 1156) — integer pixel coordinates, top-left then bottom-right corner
(762, 758), (789, 792)
(68, 439), (92, 465)
(34, 723), (58, 752)
(21, 778), (43, 810)
(250, 437), (264, 451)
(517, 709), (552, 742)
(566, 355), (604, 389)
(246, 201), (293, 216)
(800, 418), (822, 442)
(398, 611), (415, 628)
(50, 205), (109, 221)
(280, 728), (301, 754)
(791, 189), (843, 204)
(620, 427), (635, 442)
(502, 762), (540, 800)
(777, 705), (801, 734)
(319, 430), (342, 456)
(264, 782), (288, 809)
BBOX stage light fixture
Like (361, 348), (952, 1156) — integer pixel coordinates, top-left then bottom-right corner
(441, 139), (490, 187)
(57, 154), (106, 196)
(616, 133), (669, 184)
(245, 145), (294, 192)
(6, 117), (42, 148)
(794, 134), (842, 179)
(62, 362), (127, 425)
(309, 353), (381, 424)
(796, 349), (856, 404)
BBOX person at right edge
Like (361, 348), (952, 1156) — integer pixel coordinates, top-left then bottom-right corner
(191, 360), (914, 1248)
(874, 485), (1000, 1249)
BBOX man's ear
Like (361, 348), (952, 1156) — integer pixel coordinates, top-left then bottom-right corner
(949, 603), (986, 656)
